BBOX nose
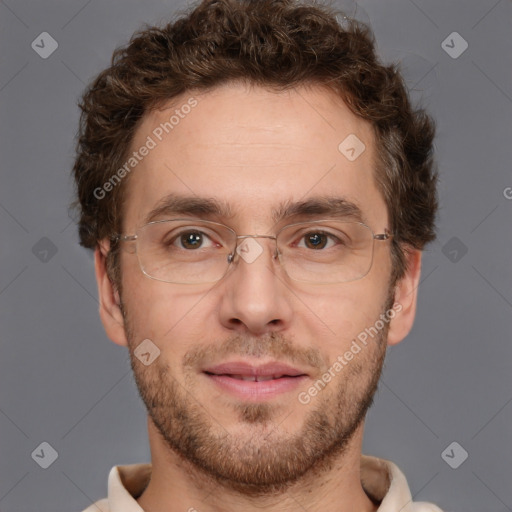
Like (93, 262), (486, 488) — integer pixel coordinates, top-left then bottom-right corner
(217, 236), (294, 336)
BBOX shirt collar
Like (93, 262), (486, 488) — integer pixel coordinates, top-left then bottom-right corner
(106, 455), (431, 512)
(108, 462), (150, 512)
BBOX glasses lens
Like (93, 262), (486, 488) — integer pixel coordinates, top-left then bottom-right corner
(136, 220), (235, 283)
(277, 221), (374, 283)
(132, 220), (375, 284)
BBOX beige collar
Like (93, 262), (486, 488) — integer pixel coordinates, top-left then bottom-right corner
(98, 455), (441, 512)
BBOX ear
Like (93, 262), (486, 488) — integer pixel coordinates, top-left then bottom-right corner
(386, 249), (422, 346)
(94, 239), (128, 347)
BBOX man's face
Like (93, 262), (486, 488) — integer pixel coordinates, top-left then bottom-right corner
(112, 83), (395, 492)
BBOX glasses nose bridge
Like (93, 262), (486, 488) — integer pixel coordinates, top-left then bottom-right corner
(236, 234), (277, 241)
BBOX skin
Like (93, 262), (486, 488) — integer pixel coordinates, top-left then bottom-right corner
(95, 82), (422, 512)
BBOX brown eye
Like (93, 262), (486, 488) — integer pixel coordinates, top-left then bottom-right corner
(304, 233), (328, 249)
(179, 231), (204, 249)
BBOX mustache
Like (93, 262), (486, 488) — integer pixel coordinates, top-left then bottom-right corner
(183, 331), (325, 371)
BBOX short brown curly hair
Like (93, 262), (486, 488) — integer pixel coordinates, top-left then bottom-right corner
(72, 0), (438, 289)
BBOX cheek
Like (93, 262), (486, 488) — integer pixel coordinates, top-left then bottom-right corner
(122, 261), (218, 347)
(296, 279), (390, 355)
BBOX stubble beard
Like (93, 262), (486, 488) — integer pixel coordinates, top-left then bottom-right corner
(123, 302), (390, 496)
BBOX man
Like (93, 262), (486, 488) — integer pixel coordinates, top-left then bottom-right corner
(74, 0), (442, 510)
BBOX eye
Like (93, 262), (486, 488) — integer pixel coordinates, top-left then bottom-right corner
(180, 231), (206, 249)
(297, 231), (340, 250)
(166, 229), (218, 250)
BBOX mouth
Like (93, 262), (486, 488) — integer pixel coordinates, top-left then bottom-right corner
(207, 373), (300, 382)
(202, 361), (308, 400)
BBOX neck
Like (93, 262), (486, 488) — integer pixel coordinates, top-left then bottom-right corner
(137, 417), (378, 512)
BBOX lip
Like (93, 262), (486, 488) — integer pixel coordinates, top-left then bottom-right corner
(203, 361), (308, 401)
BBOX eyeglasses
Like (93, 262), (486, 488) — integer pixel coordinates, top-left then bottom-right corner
(113, 218), (392, 284)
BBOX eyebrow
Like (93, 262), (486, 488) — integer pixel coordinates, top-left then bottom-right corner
(273, 196), (366, 225)
(143, 193), (366, 227)
(143, 195), (235, 225)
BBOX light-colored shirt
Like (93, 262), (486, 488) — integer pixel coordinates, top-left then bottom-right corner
(82, 455), (443, 512)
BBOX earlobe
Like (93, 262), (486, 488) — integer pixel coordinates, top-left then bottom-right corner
(386, 249), (422, 346)
(94, 240), (128, 347)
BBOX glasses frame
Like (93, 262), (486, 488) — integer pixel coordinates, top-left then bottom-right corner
(112, 218), (393, 284)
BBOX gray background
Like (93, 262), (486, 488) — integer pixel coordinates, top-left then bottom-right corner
(1, 0), (511, 511)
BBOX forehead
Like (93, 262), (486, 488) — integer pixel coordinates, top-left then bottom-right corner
(121, 82), (387, 230)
